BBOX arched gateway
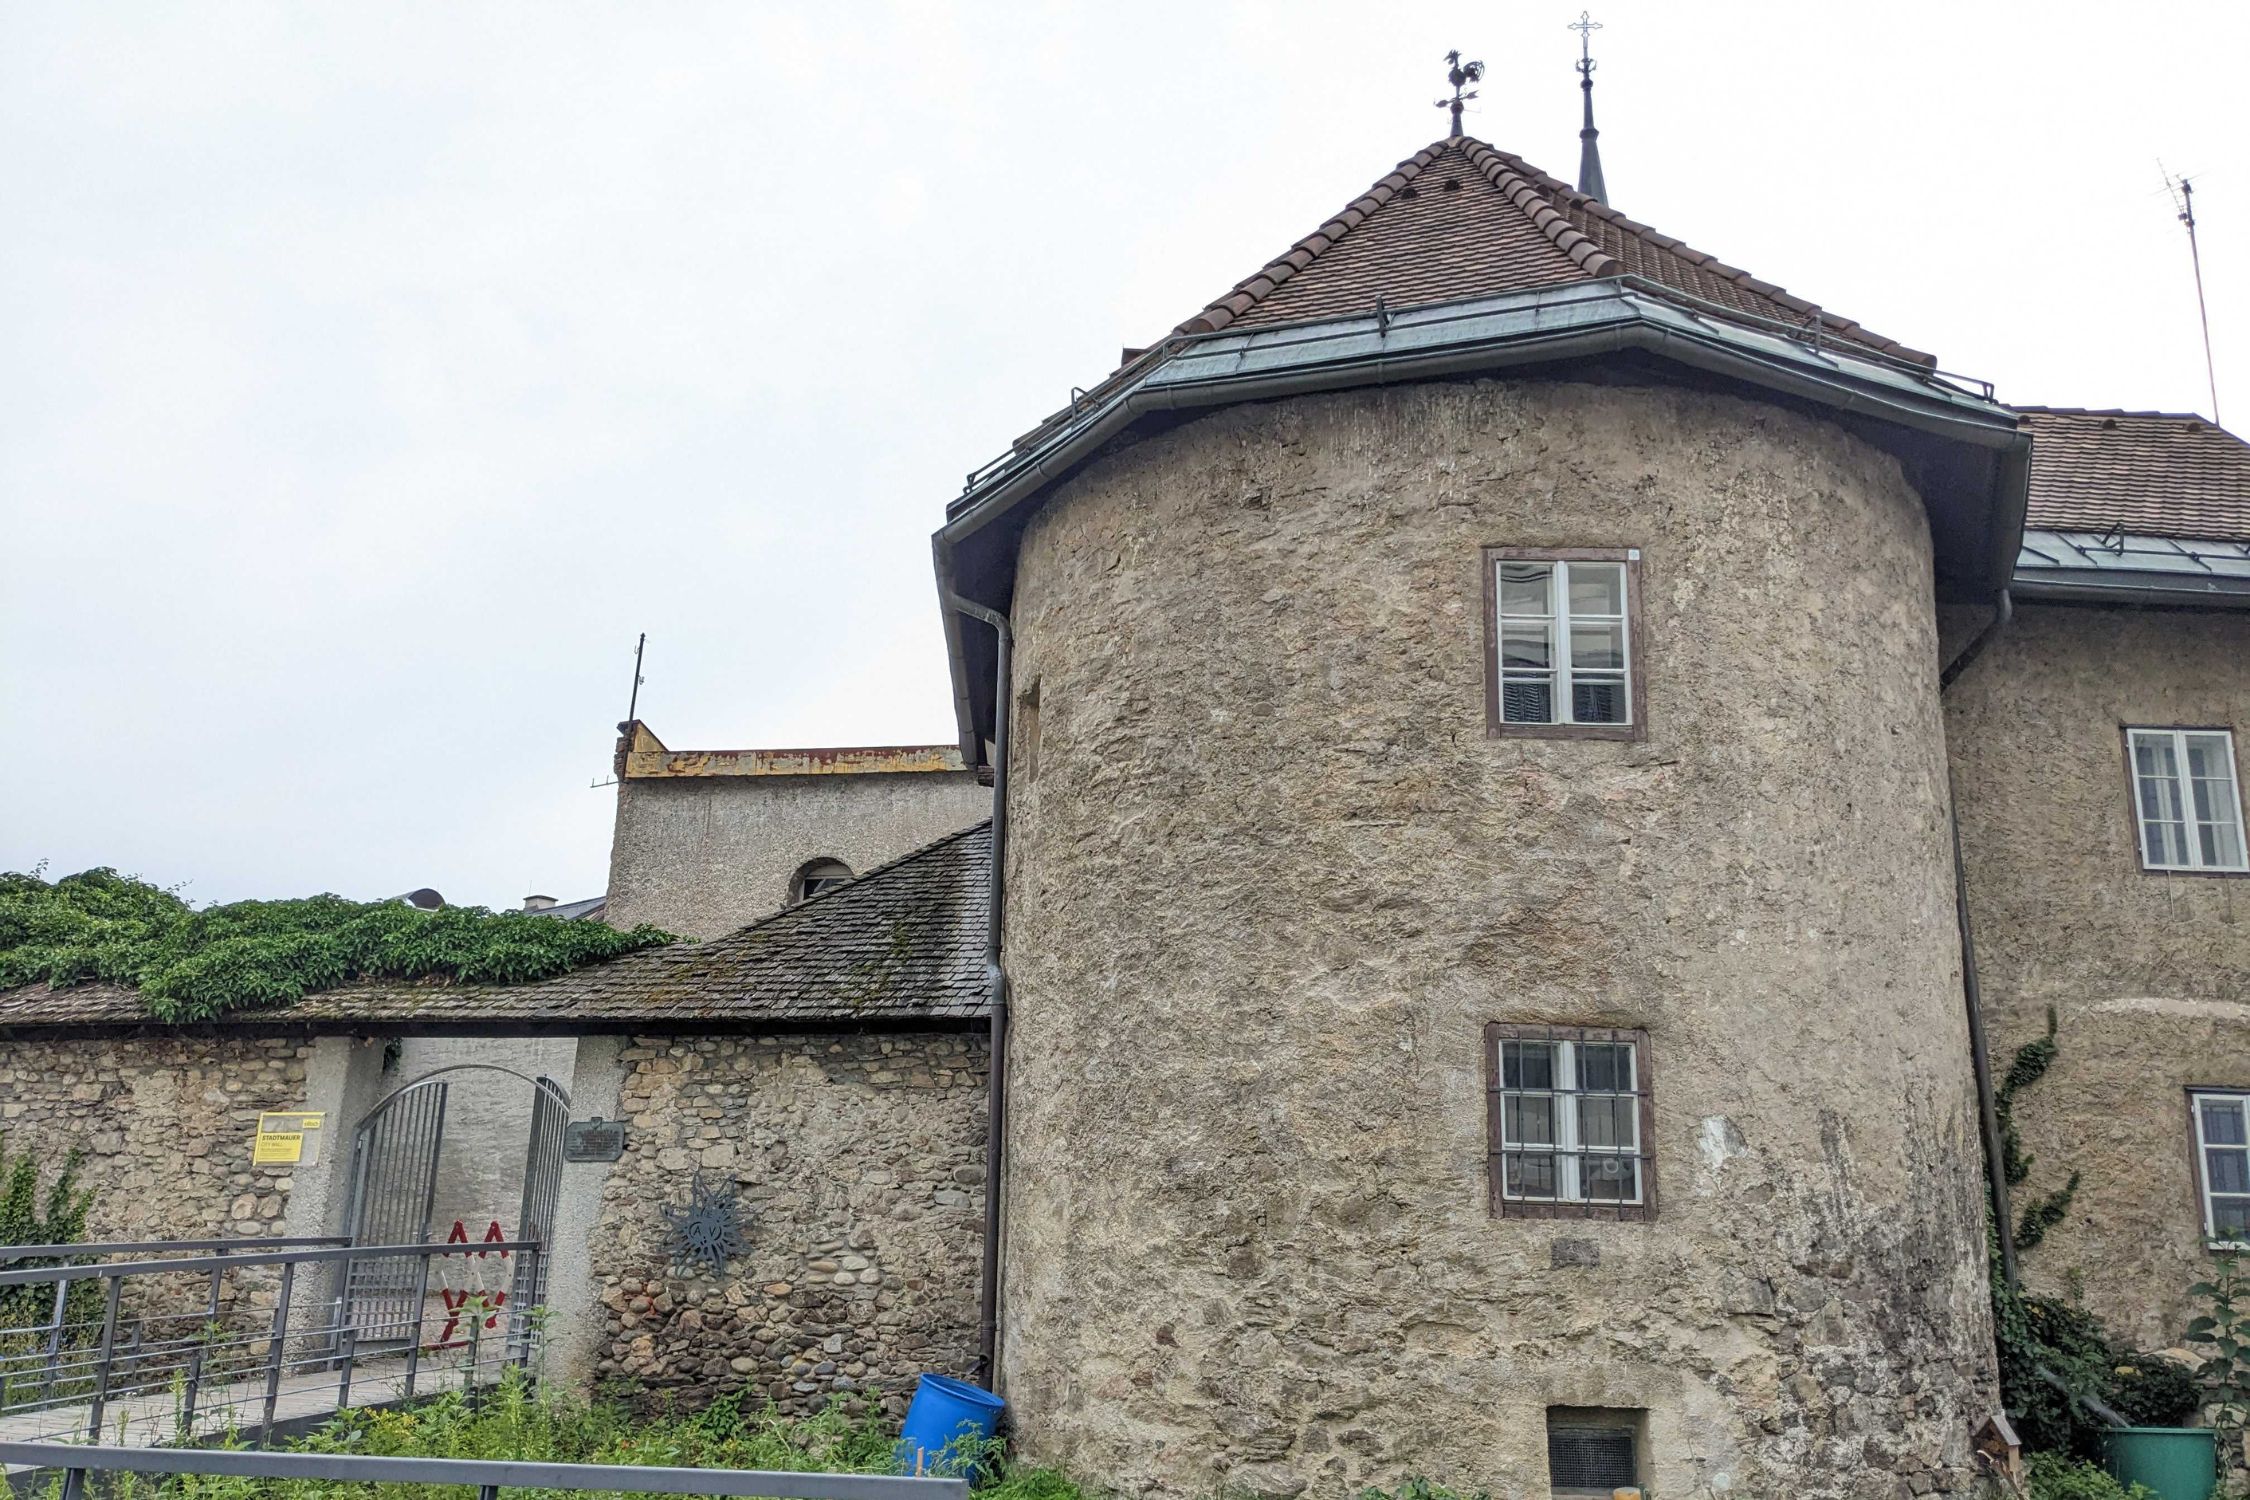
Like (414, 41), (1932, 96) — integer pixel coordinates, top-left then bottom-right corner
(337, 1065), (569, 1357)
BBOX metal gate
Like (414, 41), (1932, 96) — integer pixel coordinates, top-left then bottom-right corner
(505, 1078), (570, 1362)
(337, 1067), (570, 1356)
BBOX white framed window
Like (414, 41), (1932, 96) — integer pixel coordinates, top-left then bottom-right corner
(2193, 1090), (2250, 1247)
(787, 857), (854, 905)
(2127, 728), (2248, 873)
(1487, 550), (1640, 737)
(1488, 1029), (1650, 1217)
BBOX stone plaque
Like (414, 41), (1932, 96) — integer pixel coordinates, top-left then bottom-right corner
(563, 1117), (627, 1163)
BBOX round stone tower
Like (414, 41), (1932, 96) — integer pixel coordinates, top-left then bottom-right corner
(992, 378), (1994, 1497)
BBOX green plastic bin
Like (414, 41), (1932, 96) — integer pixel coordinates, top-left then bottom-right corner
(2104, 1425), (2217, 1500)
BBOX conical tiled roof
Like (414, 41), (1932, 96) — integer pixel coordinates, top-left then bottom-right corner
(1175, 136), (1932, 367)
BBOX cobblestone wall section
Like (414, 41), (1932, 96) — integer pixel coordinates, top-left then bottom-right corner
(589, 1032), (986, 1417)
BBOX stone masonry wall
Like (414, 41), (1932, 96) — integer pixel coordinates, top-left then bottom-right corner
(0, 1035), (312, 1241)
(1002, 379), (1997, 1498)
(589, 1031), (986, 1417)
(1946, 602), (2250, 1344)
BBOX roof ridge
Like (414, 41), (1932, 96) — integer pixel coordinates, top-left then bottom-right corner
(1176, 142), (1454, 336)
(1461, 137), (1932, 367)
(705, 818), (993, 945)
(1455, 138), (1618, 279)
(2016, 405), (2224, 425)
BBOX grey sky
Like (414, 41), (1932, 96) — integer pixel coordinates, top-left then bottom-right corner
(4, 3), (2243, 911)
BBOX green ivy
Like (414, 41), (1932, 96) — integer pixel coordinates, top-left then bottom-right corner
(2000, 1006), (2082, 1251)
(0, 867), (674, 1021)
(2188, 1252), (2250, 1453)
(0, 1135), (99, 1337)
(1989, 1015), (2203, 1458)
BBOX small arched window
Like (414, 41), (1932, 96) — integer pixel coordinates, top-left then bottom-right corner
(789, 858), (854, 905)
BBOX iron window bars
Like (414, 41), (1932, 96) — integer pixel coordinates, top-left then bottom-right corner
(1485, 1024), (1656, 1221)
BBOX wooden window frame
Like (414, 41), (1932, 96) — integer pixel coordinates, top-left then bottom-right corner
(2122, 726), (2250, 877)
(1484, 1023), (1658, 1222)
(2188, 1087), (2250, 1250)
(1483, 547), (1646, 742)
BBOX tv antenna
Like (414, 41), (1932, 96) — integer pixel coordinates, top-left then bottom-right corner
(625, 631), (648, 724)
(593, 631), (648, 789)
(2161, 164), (2222, 424)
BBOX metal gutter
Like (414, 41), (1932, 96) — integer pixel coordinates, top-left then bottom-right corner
(2012, 527), (2250, 607)
(942, 590), (1013, 1392)
(940, 281), (2024, 555)
(1938, 590), (2020, 1291)
(2011, 576), (2250, 607)
(934, 279), (2030, 751)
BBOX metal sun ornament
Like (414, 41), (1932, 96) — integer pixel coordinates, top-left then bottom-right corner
(663, 1172), (749, 1278)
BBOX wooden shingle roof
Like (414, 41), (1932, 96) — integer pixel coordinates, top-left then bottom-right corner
(0, 823), (992, 1035)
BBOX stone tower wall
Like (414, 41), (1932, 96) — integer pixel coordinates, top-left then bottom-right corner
(998, 379), (1996, 1498)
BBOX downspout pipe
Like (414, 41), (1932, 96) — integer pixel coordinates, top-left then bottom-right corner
(945, 592), (1012, 1387)
(1940, 588), (2018, 1290)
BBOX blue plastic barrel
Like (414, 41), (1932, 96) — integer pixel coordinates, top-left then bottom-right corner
(895, 1373), (1006, 1476)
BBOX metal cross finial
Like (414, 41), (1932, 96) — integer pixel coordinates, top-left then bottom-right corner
(1436, 49), (1485, 138)
(1569, 11), (1602, 76)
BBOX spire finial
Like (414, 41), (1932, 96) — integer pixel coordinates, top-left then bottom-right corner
(1569, 11), (1609, 203)
(1436, 49), (1484, 139)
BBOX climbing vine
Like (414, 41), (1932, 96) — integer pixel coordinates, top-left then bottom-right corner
(1988, 1010), (2200, 1460)
(0, 867), (674, 1021)
(1999, 1006), (2081, 1252)
(0, 1136), (99, 1335)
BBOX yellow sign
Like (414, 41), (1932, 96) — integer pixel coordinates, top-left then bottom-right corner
(253, 1111), (326, 1166)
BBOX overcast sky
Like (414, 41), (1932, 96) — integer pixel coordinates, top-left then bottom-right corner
(4, 2), (2244, 911)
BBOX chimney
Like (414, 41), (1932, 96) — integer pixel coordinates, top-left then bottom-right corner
(522, 894), (557, 911)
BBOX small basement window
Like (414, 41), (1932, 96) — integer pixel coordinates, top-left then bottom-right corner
(788, 858), (854, 905)
(1485, 548), (1642, 740)
(2127, 727), (2248, 873)
(1487, 1025), (1655, 1220)
(1546, 1407), (1646, 1495)
(2193, 1090), (2250, 1247)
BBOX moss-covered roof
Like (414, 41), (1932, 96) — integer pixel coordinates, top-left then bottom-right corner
(0, 824), (992, 1035)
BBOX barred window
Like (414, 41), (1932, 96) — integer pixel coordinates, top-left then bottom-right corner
(2193, 1090), (2250, 1246)
(1484, 548), (1642, 741)
(1486, 1024), (1655, 1221)
(2127, 728), (2247, 873)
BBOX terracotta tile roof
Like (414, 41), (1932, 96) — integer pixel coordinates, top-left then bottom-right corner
(1177, 136), (1934, 367)
(0, 824), (993, 1033)
(2018, 408), (2250, 543)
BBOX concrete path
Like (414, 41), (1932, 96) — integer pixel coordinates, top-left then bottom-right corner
(0, 1347), (511, 1471)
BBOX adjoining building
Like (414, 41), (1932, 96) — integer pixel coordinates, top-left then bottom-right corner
(604, 722), (991, 939)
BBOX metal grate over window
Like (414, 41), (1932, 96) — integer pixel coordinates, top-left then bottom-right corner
(1485, 1024), (1657, 1221)
(1547, 1424), (1637, 1492)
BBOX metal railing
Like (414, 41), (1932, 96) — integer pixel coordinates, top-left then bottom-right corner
(0, 1238), (543, 1448)
(0, 1441), (970, 1500)
(0, 1238), (351, 1265)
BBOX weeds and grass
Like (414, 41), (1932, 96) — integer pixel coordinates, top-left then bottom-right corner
(2024, 1450), (2158, 1500)
(1356, 1478), (1491, 1500)
(33, 1374), (1086, 1500)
